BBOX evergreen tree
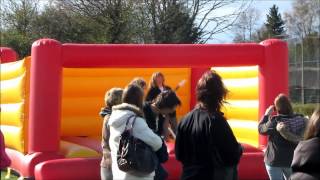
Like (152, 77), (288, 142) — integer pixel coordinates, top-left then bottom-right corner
(152, 1), (201, 43)
(265, 4), (285, 38)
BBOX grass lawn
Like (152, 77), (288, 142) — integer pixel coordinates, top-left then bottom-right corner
(1, 170), (19, 180)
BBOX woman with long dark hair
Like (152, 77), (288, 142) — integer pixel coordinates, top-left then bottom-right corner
(290, 107), (320, 180)
(175, 71), (242, 180)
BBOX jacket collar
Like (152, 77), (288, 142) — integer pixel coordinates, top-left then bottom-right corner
(112, 103), (144, 117)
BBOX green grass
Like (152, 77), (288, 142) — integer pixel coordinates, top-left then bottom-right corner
(1, 170), (19, 180)
(293, 103), (319, 117)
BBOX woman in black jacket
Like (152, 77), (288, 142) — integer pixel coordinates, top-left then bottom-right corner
(143, 90), (181, 180)
(146, 72), (178, 135)
(290, 107), (320, 180)
(175, 71), (242, 180)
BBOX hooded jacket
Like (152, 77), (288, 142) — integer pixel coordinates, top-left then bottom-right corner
(108, 103), (162, 180)
(258, 114), (298, 167)
(290, 136), (320, 180)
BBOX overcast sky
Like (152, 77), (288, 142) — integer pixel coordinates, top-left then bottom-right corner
(209, 0), (293, 43)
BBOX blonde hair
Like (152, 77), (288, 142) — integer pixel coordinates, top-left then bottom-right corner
(304, 107), (320, 140)
(274, 93), (293, 116)
(104, 88), (123, 108)
(149, 72), (165, 88)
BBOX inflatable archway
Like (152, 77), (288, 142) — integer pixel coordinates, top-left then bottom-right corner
(0, 39), (288, 179)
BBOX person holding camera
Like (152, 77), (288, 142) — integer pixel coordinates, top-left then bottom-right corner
(258, 94), (306, 180)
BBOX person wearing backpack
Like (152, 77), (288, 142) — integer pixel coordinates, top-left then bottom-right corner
(258, 94), (306, 180)
(108, 84), (162, 180)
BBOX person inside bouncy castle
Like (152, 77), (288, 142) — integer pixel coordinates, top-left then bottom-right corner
(290, 107), (320, 180)
(258, 94), (307, 180)
(130, 78), (180, 180)
(129, 77), (147, 93)
(99, 88), (124, 180)
(0, 130), (11, 170)
(143, 90), (181, 180)
(146, 72), (178, 135)
(175, 71), (243, 180)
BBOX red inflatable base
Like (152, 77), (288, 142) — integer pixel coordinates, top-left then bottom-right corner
(5, 148), (63, 178)
(33, 142), (268, 180)
(35, 158), (100, 180)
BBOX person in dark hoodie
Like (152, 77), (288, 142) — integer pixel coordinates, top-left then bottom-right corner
(290, 107), (320, 180)
(100, 88), (123, 180)
(145, 72), (178, 134)
(143, 90), (181, 180)
(175, 71), (243, 180)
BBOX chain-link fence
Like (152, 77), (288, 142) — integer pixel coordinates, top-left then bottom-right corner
(286, 37), (320, 104)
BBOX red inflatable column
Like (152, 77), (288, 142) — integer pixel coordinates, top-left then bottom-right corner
(29, 39), (62, 153)
(190, 68), (209, 109)
(0, 47), (18, 63)
(259, 39), (288, 148)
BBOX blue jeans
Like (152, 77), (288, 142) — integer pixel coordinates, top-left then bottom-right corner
(265, 164), (292, 180)
(101, 167), (113, 180)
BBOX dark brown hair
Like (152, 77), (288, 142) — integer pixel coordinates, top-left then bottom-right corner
(196, 71), (228, 113)
(153, 90), (181, 109)
(122, 84), (144, 109)
(274, 94), (293, 116)
(304, 107), (320, 140)
(129, 77), (147, 90)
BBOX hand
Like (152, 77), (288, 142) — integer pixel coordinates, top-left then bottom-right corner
(276, 122), (286, 132)
(265, 105), (274, 115)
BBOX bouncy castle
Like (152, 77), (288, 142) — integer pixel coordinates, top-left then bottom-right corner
(0, 38), (288, 179)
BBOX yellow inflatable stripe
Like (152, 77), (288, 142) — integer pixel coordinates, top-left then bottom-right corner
(0, 103), (24, 126)
(63, 68), (190, 77)
(61, 116), (102, 137)
(0, 74), (25, 104)
(0, 59), (25, 80)
(224, 78), (258, 100)
(223, 100), (258, 120)
(0, 125), (24, 153)
(212, 66), (258, 79)
(228, 119), (259, 147)
(228, 119), (258, 129)
(236, 137), (259, 148)
(59, 140), (101, 158)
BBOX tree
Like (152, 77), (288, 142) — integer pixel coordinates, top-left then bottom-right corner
(283, 0), (320, 104)
(56, 0), (251, 43)
(33, 4), (105, 43)
(57, 0), (137, 43)
(284, 0), (320, 39)
(184, 0), (251, 43)
(265, 4), (285, 38)
(1, 0), (40, 57)
(140, 0), (201, 43)
(232, 7), (260, 42)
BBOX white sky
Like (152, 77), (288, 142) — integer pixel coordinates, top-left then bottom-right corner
(209, 0), (293, 43)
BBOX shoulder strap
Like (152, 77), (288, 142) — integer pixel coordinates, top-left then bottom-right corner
(124, 115), (137, 131)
